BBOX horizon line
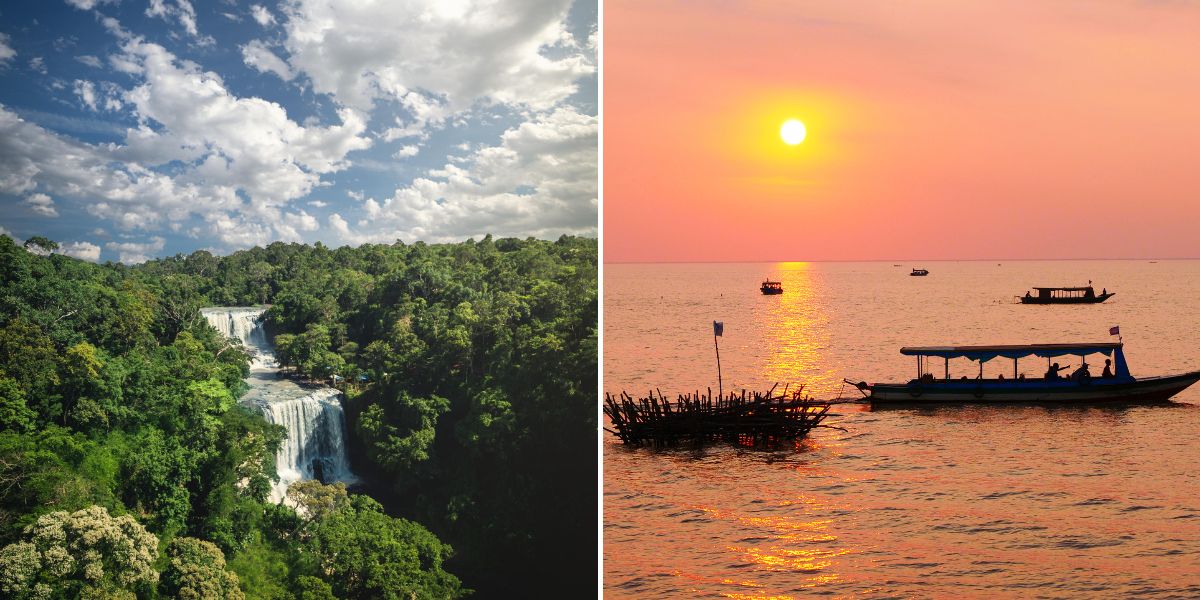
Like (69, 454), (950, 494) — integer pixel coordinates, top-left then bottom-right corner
(604, 257), (1197, 265)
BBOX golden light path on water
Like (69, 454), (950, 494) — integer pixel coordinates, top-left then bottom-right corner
(604, 260), (1200, 598)
(757, 262), (839, 398)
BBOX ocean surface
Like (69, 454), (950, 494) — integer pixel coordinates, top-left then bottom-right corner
(603, 260), (1200, 598)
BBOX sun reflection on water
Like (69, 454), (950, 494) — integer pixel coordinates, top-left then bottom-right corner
(690, 500), (857, 594)
(758, 262), (841, 397)
(722, 594), (797, 600)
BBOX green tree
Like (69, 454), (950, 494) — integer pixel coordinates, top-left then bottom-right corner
(161, 537), (245, 600)
(22, 236), (58, 254)
(115, 428), (193, 537)
(61, 342), (106, 430)
(295, 576), (337, 600)
(0, 377), (36, 433)
(0, 319), (62, 423)
(0, 429), (118, 541)
(357, 393), (449, 471)
(307, 495), (464, 599)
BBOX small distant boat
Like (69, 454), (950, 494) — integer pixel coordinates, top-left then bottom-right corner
(760, 279), (783, 295)
(893, 264), (902, 267)
(910, 268), (929, 276)
(847, 342), (1200, 403)
(1020, 285), (1112, 304)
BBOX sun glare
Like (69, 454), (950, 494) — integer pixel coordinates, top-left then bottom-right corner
(781, 119), (807, 145)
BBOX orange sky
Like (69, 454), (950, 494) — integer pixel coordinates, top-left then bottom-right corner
(604, 1), (1200, 262)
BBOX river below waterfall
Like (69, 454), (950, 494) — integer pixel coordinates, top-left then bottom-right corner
(201, 307), (355, 502)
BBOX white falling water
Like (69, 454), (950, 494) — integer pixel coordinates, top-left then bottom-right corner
(201, 307), (355, 502)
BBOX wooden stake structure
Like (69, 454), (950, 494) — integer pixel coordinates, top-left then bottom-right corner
(603, 384), (848, 449)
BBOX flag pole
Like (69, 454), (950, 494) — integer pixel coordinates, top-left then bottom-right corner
(713, 321), (723, 398)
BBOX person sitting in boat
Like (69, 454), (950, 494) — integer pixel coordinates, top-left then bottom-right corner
(1018, 373), (1026, 381)
(1102, 359), (1114, 378)
(1071, 363), (1092, 381)
(1045, 362), (1065, 380)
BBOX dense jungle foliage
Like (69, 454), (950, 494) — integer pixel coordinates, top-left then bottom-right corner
(0, 233), (598, 598)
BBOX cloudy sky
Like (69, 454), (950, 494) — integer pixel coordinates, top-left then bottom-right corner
(0, 0), (596, 263)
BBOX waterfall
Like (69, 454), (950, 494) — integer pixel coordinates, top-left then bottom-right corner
(201, 306), (277, 371)
(201, 307), (355, 502)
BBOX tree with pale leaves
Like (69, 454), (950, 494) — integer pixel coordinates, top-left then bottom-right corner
(0, 505), (159, 599)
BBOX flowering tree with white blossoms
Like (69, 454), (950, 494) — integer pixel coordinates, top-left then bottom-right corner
(0, 505), (159, 599)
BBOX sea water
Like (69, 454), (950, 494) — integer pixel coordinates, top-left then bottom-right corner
(604, 260), (1200, 597)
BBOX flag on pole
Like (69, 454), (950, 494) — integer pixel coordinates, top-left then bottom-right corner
(713, 321), (724, 337)
(1109, 325), (1120, 336)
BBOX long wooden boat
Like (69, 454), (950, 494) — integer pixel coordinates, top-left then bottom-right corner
(848, 342), (1200, 403)
(910, 268), (929, 276)
(1020, 286), (1113, 304)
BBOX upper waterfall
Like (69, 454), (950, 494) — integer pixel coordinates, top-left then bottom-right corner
(201, 306), (276, 371)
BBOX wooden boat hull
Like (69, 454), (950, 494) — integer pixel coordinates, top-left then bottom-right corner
(1020, 292), (1114, 304)
(865, 371), (1200, 404)
(761, 288), (783, 295)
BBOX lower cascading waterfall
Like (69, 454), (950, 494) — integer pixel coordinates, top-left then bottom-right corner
(201, 307), (356, 502)
(260, 388), (356, 487)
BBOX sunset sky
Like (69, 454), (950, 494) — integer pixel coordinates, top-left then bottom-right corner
(605, 1), (1200, 262)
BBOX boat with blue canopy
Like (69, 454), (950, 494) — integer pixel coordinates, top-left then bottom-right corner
(847, 342), (1200, 403)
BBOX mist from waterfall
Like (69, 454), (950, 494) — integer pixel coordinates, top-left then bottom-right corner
(201, 307), (355, 502)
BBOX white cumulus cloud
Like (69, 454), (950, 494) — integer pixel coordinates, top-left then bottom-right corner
(24, 192), (58, 217)
(65, 0), (116, 9)
(241, 40), (293, 80)
(73, 80), (98, 110)
(251, 4), (276, 27)
(58, 240), (101, 261)
(105, 236), (164, 264)
(146, 0), (209, 43)
(0, 30), (372, 250)
(0, 34), (16, 65)
(332, 107), (596, 244)
(277, 0), (593, 115)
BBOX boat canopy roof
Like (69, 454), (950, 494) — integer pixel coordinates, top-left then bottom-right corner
(1032, 286), (1092, 291)
(900, 342), (1122, 361)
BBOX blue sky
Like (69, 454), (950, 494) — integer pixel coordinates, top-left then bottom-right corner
(0, 0), (597, 263)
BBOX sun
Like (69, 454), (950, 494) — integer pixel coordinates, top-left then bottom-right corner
(780, 119), (807, 145)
